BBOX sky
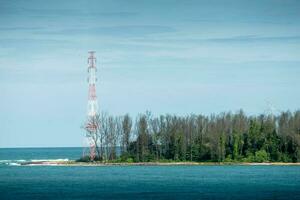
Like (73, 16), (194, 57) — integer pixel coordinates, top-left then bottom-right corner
(0, 0), (300, 147)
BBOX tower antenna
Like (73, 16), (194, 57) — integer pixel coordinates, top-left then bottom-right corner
(84, 51), (99, 161)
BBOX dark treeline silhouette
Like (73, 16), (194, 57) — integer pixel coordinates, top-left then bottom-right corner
(82, 110), (300, 163)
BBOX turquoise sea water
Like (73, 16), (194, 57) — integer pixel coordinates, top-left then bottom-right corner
(0, 147), (83, 162)
(0, 148), (300, 199)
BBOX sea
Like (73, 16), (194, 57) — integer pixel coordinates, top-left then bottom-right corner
(0, 148), (300, 200)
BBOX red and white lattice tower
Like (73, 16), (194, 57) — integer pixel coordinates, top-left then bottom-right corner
(85, 51), (98, 161)
(87, 51), (98, 117)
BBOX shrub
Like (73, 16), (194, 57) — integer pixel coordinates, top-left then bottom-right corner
(76, 155), (102, 162)
(279, 153), (292, 162)
(224, 155), (233, 162)
(126, 158), (134, 163)
(254, 150), (269, 163)
(76, 155), (91, 162)
(242, 156), (252, 162)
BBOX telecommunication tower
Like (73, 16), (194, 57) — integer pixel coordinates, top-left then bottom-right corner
(85, 51), (99, 160)
(87, 51), (98, 117)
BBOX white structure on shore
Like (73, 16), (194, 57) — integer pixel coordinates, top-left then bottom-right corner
(84, 51), (99, 160)
(87, 51), (98, 117)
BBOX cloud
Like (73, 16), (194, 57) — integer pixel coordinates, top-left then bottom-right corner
(131, 35), (300, 46)
(0, 38), (72, 47)
(186, 18), (298, 25)
(25, 9), (137, 17)
(38, 25), (176, 37)
(0, 27), (44, 31)
(0, 6), (138, 18)
(204, 35), (300, 43)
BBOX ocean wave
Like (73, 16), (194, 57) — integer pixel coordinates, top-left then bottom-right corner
(0, 160), (12, 163)
(0, 158), (69, 166)
(30, 159), (69, 162)
(8, 162), (21, 166)
(0, 160), (26, 165)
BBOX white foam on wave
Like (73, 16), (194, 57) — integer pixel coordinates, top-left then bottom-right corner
(27, 163), (59, 166)
(0, 159), (27, 163)
(8, 162), (21, 166)
(0, 158), (69, 166)
(30, 158), (69, 162)
(0, 160), (26, 165)
(0, 160), (11, 163)
(15, 160), (27, 162)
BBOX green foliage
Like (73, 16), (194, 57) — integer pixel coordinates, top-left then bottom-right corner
(76, 156), (91, 162)
(279, 153), (292, 162)
(224, 155), (234, 162)
(254, 150), (270, 163)
(126, 158), (134, 163)
(76, 155), (102, 162)
(218, 133), (226, 161)
(80, 110), (300, 163)
(119, 152), (133, 162)
(233, 132), (240, 160)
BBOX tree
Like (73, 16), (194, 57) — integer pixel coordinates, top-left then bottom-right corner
(121, 114), (132, 154)
(136, 114), (150, 161)
(84, 114), (101, 160)
(80, 109), (300, 163)
(254, 150), (269, 163)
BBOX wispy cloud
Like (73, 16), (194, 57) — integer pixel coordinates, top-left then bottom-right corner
(0, 38), (72, 46)
(22, 9), (138, 18)
(0, 6), (138, 18)
(37, 25), (176, 37)
(204, 35), (300, 43)
(0, 26), (44, 31)
(186, 18), (298, 25)
(132, 35), (300, 46)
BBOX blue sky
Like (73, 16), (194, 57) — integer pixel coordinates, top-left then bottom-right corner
(0, 0), (300, 147)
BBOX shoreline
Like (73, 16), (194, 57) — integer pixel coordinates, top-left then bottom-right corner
(18, 161), (300, 166)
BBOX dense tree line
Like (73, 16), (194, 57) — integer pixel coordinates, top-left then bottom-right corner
(82, 110), (300, 163)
